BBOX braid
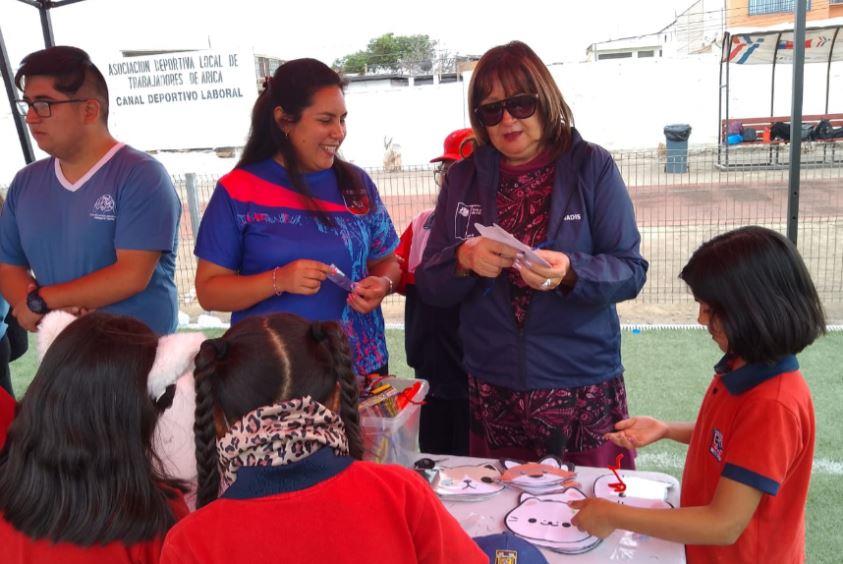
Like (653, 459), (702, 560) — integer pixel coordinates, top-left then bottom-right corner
(193, 342), (223, 509)
(323, 324), (363, 459)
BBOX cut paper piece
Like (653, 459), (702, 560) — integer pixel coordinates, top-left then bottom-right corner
(474, 223), (551, 267)
(501, 456), (577, 495)
(433, 463), (505, 502)
(606, 452), (627, 494)
(327, 264), (356, 292)
(505, 489), (602, 555)
(593, 474), (674, 509)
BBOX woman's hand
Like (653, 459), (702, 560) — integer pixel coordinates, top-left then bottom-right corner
(569, 498), (618, 538)
(275, 260), (331, 295)
(604, 416), (669, 450)
(514, 249), (573, 291)
(456, 237), (517, 278)
(347, 276), (390, 314)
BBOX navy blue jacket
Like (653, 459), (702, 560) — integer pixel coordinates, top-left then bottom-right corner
(416, 129), (648, 390)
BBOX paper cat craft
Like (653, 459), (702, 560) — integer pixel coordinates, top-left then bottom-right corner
(501, 456), (577, 493)
(504, 488), (602, 554)
(435, 463), (505, 496)
(592, 473), (674, 509)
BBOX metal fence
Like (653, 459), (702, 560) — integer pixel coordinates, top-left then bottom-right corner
(4, 142), (842, 322)
(613, 143), (842, 308)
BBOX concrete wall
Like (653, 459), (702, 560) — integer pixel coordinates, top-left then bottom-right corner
(341, 52), (842, 166)
(341, 77), (470, 167)
(3, 51), (842, 179)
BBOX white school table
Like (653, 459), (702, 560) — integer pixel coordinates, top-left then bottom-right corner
(426, 455), (686, 564)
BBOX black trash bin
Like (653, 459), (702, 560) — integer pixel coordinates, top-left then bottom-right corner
(664, 124), (692, 173)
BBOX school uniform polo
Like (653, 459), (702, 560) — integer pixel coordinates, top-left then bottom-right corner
(1, 392), (188, 564)
(0, 492), (188, 564)
(160, 448), (486, 563)
(681, 354), (814, 563)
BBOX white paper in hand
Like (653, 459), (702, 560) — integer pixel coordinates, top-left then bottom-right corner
(474, 223), (551, 267)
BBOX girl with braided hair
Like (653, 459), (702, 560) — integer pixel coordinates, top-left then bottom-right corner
(160, 313), (484, 564)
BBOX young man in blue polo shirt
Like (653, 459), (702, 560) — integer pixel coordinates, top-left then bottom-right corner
(0, 46), (180, 335)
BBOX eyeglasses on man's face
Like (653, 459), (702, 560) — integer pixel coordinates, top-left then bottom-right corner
(474, 93), (540, 127)
(15, 99), (88, 118)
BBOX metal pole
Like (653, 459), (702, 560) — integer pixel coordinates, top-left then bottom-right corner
(787, 0), (807, 245)
(771, 32), (782, 118)
(0, 24), (35, 164)
(725, 34), (731, 166)
(718, 32), (726, 167)
(826, 28), (839, 114)
(38, 2), (55, 47)
(185, 173), (202, 239)
(770, 32), (783, 167)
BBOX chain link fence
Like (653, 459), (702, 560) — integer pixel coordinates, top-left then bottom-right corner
(4, 142), (842, 323)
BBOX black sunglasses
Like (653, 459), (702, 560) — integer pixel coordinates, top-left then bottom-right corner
(474, 93), (539, 127)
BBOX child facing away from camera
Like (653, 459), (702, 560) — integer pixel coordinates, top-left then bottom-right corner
(0, 312), (189, 564)
(160, 313), (485, 564)
(571, 226), (825, 564)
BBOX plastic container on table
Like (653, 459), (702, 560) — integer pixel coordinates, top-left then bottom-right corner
(359, 377), (429, 466)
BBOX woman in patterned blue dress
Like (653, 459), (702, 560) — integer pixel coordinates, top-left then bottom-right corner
(194, 59), (399, 376)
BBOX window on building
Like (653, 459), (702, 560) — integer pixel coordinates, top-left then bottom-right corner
(748, 0), (811, 16)
(598, 52), (633, 60)
(254, 56), (283, 79)
(638, 50), (655, 58)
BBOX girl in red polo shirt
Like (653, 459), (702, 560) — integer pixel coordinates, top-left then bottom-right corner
(0, 312), (189, 564)
(160, 313), (485, 564)
(571, 226), (824, 564)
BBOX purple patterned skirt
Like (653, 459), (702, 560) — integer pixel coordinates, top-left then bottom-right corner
(468, 375), (636, 469)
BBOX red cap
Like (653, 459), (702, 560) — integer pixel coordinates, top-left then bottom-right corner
(430, 128), (475, 163)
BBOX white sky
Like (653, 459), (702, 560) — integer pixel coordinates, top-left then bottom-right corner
(0, 0), (692, 66)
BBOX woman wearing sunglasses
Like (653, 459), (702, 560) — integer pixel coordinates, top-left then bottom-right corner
(416, 41), (648, 469)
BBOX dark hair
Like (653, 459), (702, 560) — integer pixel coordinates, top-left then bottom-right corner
(15, 45), (110, 123)
(468, 41), (574, 158)
(0, 313), (183, 545)
(193, 313), (363, 508)
(680, 226), (826, 363)
(238, 58), (369, 224)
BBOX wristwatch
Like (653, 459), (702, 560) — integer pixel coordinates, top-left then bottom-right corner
(26, 287), (50, 315)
